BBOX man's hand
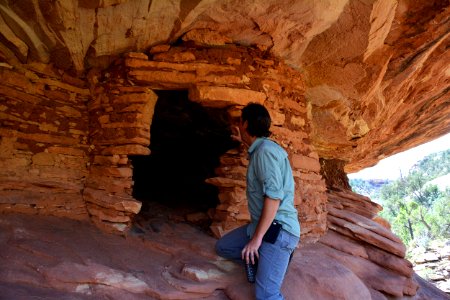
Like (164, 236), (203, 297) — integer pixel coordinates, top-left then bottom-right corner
(242, 236), (262, 264)
(231, 126), (242, 143)
(242, 198), (280, 264)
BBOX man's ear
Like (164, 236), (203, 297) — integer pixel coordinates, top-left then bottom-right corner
(242, 120), (248, 130)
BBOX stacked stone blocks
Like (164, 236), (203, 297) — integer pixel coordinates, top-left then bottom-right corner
(0, 45), (329, 240)
(0, 63), (90, 220)
(122, 45), (328, 239)
(85, 63), (157, 233)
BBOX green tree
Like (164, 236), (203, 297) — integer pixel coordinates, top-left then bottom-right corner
(350, 178), (373, 196)
(379, 180), (415, 243)
(428, 188), (450, 239)
(375, 149), (450, 248)
(412, 149), (450, 178)
(407, 172), (441, 208)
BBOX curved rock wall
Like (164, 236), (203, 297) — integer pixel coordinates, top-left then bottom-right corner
(0, 1), (448, 172)
(301, 0), (450, 171)
(0, 63), (90, 220)
(0, 1), (448, 297)
(0, 43), (444, 298)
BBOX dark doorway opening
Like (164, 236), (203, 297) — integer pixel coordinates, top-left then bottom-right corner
(131, 90), (236, 229)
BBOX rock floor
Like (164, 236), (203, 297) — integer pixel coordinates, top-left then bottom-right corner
(0, 205), (448, 300)
(411, 240), (450, 294)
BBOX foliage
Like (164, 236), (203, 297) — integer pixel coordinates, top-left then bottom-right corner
(380, 150), (450, 248)
(349, 178), (390, 202)
(410, 149), (450, 178)
(351, 149), (450, 249)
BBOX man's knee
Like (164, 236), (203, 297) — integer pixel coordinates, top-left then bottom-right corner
(215, 237), (240, 261)
(215, 238), (226, 257)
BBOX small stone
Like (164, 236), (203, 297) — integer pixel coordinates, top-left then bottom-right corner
(149, 44), (170, 54)
(189, 86), (266, 108)
(185, 212), (208, 223)
(124, 52), (148, 60)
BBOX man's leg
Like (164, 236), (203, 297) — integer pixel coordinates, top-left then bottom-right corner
(255, 230), (299, 300)
(215, 225), (250, 263)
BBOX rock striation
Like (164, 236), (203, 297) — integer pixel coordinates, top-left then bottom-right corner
(412, 240), (450, 294)
(0, 1), (448, 169)
(0, 63), (90, 220)
(321, 191), (418, 297)
(0, 1), (449, 298)
(1, 205), (448, 299)
(317, 159), (420, 298)
(0, 44), (328, 237)
(90, 45), (327, 237)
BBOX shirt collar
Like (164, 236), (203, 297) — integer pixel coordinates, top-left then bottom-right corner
(248, 137), (266, 155)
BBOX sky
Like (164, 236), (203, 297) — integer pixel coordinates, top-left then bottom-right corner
(348, 133), (450, 180)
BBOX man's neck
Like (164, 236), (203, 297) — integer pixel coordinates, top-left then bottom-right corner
(247, 136), (257, 146)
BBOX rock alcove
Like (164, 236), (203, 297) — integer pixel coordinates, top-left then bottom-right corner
(131, 90), (236, 228)
(0, 1), (449, 298)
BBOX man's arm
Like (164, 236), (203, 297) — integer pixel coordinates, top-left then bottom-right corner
(241, 197), (280, 264)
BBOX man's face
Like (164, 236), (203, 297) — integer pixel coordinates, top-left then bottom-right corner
(239, 117), (252, 145)
(238, 117), (245, 134)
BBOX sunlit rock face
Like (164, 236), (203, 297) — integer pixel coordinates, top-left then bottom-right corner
(1, 1), (450, 299)
(0, 0), (448, 171)
(301, 0), (450, 172)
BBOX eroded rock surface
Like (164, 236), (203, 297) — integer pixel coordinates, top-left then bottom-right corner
(412, 240), (450, 294)
(0, 1), (449, 299)
(0, 0), (448, 169)
(1, 205), (448, 299)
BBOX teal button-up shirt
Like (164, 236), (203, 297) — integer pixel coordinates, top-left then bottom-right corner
(246, 137), (300, 238)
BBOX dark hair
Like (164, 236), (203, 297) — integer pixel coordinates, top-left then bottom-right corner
(241, 103), (271, 137)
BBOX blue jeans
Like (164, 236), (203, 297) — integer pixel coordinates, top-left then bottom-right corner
(215, 225), (299, 300)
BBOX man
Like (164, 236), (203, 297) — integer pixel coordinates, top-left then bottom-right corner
(216, 103), (300, 300)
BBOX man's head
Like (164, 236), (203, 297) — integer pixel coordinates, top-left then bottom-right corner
(241, 103), (271, 138)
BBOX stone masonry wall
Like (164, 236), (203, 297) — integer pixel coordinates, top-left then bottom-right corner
(0, 44), (328, 240)
(84, 59), (158, 233)
(118, 44), (328, 240)
(0, 63), (90, 220)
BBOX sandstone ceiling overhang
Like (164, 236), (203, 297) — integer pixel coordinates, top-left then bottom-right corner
(0, 0), (449, 172)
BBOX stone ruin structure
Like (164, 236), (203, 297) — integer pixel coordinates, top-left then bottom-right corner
(1, 43), (328, 239)
(0, 0), (449, 299)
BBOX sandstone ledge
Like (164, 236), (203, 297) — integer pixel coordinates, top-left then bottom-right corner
(1, 212), (446, 300)
(189, 86), (266, 108)
(321, 189), (419, 297)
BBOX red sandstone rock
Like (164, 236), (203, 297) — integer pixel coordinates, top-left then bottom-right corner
(101, 145), (150, 155)
(328, 206), (402, 244)
(83, 187), (141, 214)
(1, 4), (449, 296)
(205, 177), (246, 188)
(153, 51), (196, 62)
(189, 86), (266, 108)
(328, 191), (382, 219)
(291, 153), (322, 173)
(283, 249), (373, 300)
(125, 58), (236, 74)
(312, 243), (415, 297)
(182, 28), (232, 46)
(320, 230), (414, 278)
(328, 215), (406, 258)
(124, 52), (148, 60)
(2, 213), (442, 299)
(149, 44), (171, 54)
(365, 245), (414, 278)
(319, 230), (369, 259)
